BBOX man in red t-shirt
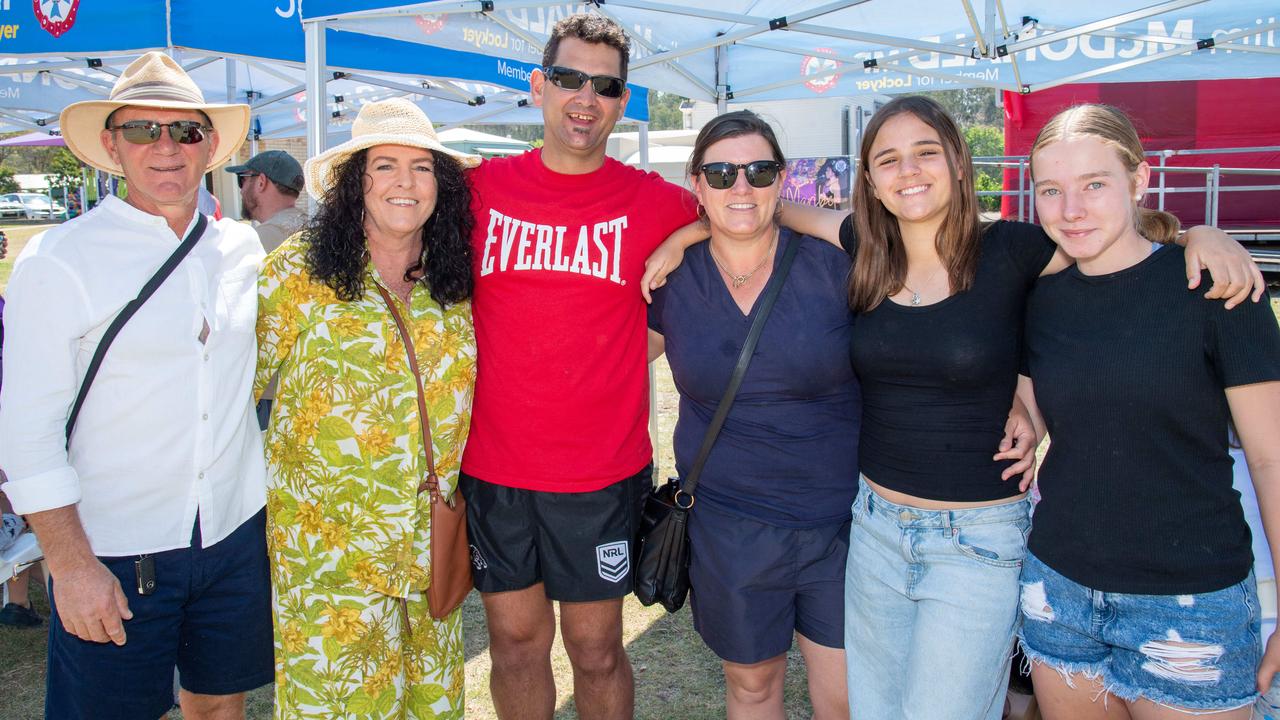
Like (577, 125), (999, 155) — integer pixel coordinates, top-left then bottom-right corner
(459, 14), (696, 720)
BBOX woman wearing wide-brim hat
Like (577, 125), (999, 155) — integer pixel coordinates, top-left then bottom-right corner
(254, 97), (480, 719)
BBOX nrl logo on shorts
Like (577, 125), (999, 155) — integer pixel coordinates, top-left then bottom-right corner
(469, 544), (488, 571)
(595, 541), (629, 583)
(36, 0), (80, 39)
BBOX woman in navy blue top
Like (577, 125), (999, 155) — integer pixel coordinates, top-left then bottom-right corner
(648, 111), (860, 720)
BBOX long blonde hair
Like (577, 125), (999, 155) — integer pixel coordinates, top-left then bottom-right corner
(1030, 104), (1179, 243)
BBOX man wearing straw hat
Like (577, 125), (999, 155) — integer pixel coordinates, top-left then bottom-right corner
(0, 52), (272, 719)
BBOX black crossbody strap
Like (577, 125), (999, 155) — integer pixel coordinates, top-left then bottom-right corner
(681, 232), (802, 496)
(65, 214), (209, 446)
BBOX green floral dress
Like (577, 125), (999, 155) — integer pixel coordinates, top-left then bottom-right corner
(256, 239), (475, 720)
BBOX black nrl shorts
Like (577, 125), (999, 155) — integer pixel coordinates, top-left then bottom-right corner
(459, 464), (652, 602)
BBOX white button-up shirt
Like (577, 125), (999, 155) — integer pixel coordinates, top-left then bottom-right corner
(0, 196), (267, 556)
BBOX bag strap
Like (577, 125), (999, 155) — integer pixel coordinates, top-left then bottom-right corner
(375, 284), (446, 503)
(680, 232), (802, 498)
(65, 214), (208, 446)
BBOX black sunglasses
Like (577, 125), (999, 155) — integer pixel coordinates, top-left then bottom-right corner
(236, 173), (261, 188)
(542, 66), (626, 99)
(699, 161), (785, 190)
(108, 120), (211, 145)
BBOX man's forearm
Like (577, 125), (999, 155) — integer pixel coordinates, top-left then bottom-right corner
(26, 505), (98, 578)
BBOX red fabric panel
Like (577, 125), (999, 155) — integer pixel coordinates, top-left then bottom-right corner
(1001, 79), (1280, 228)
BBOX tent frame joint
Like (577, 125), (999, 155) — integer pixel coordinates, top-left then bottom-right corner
(769, 16), (788, 31)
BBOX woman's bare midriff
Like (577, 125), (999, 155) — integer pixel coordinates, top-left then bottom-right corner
(863, 476), (1028, 510)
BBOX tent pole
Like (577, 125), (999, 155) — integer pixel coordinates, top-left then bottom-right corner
(715, 43), (728, 114)
(305, 20), (328, 164)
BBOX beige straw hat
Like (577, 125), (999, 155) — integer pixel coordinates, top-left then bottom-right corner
(60, 51), (249, 176)
(304, 97), (481, 201)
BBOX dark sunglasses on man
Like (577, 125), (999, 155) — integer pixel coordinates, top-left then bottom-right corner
(698, 161), (785, 190)
(542, 66), (627, 99)
(108, 120), (211, 146)
(236, 173), (261, 189)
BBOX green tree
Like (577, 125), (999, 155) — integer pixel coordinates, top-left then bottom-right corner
(964, 125), (1005, 212)
(647, 91), (688, 130)
(920, 88), (1002, 127)
(45, 149), (84, 214)
(0, 165), (19, 194)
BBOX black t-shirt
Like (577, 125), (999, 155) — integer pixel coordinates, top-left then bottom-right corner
(841, 218), (1056, 501)
(1026, 244), (1280, 594)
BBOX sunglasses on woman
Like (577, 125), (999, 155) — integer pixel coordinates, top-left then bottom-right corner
(698, 161), (784, 190)
(108, 120), (211, 145)
(542, 66), (627, 99)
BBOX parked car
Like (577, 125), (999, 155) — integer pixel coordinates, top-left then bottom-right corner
(0, 197), (23, 219)
(0, 193), (66, 220)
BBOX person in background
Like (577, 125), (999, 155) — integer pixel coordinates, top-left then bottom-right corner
(226, 149), (307, 254)
(0, 51), (271, 720)
(227, 149), (308, 429)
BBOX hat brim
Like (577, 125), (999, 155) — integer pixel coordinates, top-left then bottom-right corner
(304, 132), (482, 202)
(60, 99), (249, 176)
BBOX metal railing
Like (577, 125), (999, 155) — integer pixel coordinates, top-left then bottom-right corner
(972, 145), (1280, 230)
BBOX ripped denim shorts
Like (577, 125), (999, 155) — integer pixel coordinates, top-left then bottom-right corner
(1018, 551), (1261, 713)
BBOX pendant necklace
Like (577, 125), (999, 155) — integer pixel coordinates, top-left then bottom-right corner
(901, 265), (943, 306)
(710, 236), (777, 289)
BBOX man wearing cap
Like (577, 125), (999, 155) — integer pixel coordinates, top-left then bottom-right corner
(226, 149), (306, 254)
(0, 52), (272, 719)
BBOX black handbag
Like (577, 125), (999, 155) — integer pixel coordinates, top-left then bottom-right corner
(634, 232), (801, 613)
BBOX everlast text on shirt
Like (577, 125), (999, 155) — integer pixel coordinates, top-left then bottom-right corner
(479, 209), (628, 286)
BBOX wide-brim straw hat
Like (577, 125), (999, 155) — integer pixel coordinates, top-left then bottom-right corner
(304, 97), (481, 201)
(60, 51), (249, 175)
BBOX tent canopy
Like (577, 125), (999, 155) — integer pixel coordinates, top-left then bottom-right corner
(0, 0), (648, 138)
(299, 0), (1278, 105)
(0, 131), (67, 147)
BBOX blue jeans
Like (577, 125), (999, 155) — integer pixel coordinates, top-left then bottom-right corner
(845, 478), (1031, 720)
(1019, 552), (1260, 712)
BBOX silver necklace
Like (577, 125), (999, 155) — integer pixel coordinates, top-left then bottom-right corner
(710, 236), (777, 289)
(901, 265), (944, 306)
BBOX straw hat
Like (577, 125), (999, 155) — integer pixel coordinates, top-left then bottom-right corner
(60, 51), (249, 175)
(304, 98), (481, 201)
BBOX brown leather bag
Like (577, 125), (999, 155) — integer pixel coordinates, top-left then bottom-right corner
(377, 286), (472, 620)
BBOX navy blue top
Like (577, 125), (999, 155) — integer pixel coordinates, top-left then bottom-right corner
(842, 219), (1057, 501)
(648, 229), (860, 528)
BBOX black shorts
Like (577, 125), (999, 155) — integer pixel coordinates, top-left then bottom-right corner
(460, 465), (652, 602)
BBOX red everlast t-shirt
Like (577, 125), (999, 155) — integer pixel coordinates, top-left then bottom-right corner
(463, 149), (697, 492)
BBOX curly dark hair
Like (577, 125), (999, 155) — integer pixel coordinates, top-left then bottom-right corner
(303, 147), (474, 307)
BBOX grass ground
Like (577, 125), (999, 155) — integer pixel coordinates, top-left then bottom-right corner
(0, 224), (53, 289)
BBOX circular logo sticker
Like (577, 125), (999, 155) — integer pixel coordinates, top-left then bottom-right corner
(801, 49), (841, 94)
(415, 15), (446, 35)
(36, 0), (81, 39)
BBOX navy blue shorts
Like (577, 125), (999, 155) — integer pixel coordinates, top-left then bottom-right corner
(46, 509), (274, 720)
(688, 501), (850, 664)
